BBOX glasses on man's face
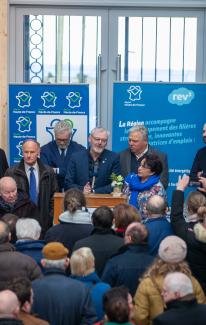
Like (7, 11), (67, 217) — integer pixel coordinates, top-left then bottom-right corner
(91, 135), (108, 144)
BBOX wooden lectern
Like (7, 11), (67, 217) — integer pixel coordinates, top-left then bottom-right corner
(53, 192), (128, 224)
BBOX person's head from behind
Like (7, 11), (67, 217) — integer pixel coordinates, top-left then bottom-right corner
(103, 286), (132, 324)
(1, 213), (18, 243)
(128, 125), (148, 155)
(0, 290), (20, 319)
(54, 120), (72, 150)
(70, 247), (95, 276)
(41, 242), (69, 271)
(162, 272), (194, 304)
(7, 277), (33, 314)
(186, 191), (206, 217)
(0, 221), (10, 244)
(146, 195), (168, 218)
(124, 222), (148, 245)
(92, 206), (114, 229)
(113, 203), (141, 230)
(22, 140), (40, 166)
(63, 188), (87, 214)
(138, 154), (163, 181)
(16, 218), (41, 241)
(0, 177), (18, 204)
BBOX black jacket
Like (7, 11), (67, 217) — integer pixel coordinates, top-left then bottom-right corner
(0, 148), (9, 178)
(73, 228), (123, 276)
(153, 297), (206, 325)
(171, 190), (206, 293)
(5, 158), (58, 232)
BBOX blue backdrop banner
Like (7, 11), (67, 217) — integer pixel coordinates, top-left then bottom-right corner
(9, 83), (89, 164)
(112, 82), (206, 202)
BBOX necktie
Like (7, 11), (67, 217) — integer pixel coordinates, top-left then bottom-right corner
(29, 167), (37, 204)
(60, 148), (65, 158)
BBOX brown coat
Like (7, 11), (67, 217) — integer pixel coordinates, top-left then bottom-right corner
(19, 312), (49, 325)
(133, 274), (206, 325)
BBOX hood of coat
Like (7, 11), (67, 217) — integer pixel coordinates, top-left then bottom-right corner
(193, 222), (206, 243)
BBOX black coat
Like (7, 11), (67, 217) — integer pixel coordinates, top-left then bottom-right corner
(171, 190), (206, 293)
(5, 159), (58, 233)
(153, 298), (206, 325)
(101, 243), (154, 296)
(73, 228), (124, 276)
(0, 148), (9, 178)
(32, 268), (97, 325)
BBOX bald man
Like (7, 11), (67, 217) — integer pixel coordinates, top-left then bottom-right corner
(144, 195), (173, 255)
(0, 176), (38, 220)
(5, 140), (58, 233)
(0, 289), (23, 324)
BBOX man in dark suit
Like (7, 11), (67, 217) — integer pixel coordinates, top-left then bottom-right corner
(0, 148), (9, 178)
(5, 139), (58, 233)
(190, 122), (206, 181)
(40, 120), (85, 192)
(153, 272), (206, 325)
(65, 127), (120, 194)
(119, 125), (168, 188)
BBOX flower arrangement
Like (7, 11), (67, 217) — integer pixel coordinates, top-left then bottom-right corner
(110, 173), (124, 188)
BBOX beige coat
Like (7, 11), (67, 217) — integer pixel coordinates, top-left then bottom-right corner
(133, 274), (206, 325)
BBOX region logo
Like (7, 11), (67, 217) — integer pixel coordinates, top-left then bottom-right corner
(45, 118), (77, 141)
(16, 141), (23, 157)
(127, 85), (142, 101)
(168, 88), (195, 106)
(66, 92), (82, 109)
(16, 91), (32, 108)
(16, 116), (32, 133)
(41, 91), (57, 108)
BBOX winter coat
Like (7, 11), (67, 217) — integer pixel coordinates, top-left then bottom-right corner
(133, 274), (206, 325)
(15, 239), (45, 270)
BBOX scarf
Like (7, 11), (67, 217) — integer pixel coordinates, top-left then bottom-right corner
(125, 173), (160, 208)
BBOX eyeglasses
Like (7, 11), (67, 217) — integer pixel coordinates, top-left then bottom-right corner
(91, 135), (108, 144)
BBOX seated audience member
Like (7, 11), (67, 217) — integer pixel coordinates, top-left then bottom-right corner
(102, 222), (153, 296)
(95, 286), (134, 325)
(171, 175), (206, 293)
(0, 221), (42, 286)
(0, 148), (9, 179)
(70, 247), (110, 321)
(15, 218), (45, 270)
(0, 290), (23, 325)
(113, 203), (141, 237)
(73, 206), (123, 276)
(32, 242), (97, 325)
(153, 272), (206, 325)
(65, 127), (120, 194)
(40, 120), (85, 192)
(1, 213), (18, 243)
(0, 177), (39, 220)
(45, 188), (93, 252)
(133, 235), (205, 325)
(144, 195), (173, 255)
(119, 125), (168, 188)
(125, 154), (167, 220)
(7, 277), (49, 325)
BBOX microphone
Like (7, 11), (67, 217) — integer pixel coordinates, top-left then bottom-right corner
(91, 160), (99, 191)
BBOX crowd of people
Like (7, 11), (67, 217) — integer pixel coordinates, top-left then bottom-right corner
(0, 121), (206, 324)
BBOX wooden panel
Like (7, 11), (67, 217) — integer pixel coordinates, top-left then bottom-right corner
(53, 192), (128, 224)
(0, 0), (8, 150)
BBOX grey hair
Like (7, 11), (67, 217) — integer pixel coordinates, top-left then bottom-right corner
(90, 127), (110, 137)
(164, 272), (193, 296)
(128, 125), (148, 141)
(146, 195), (167, 216)
(43, 259), (66, 270)
(54, 120), (72, 135)
(16, 218), (41, 240)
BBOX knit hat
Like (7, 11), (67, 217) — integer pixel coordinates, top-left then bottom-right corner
(158, 236), (187, 263)
(42, 242), (69, 260)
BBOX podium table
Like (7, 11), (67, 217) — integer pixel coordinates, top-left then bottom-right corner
(53, 193), (128, 224)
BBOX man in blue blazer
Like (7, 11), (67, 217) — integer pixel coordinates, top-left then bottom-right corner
(65, 127), (120, 194)
(40, 120), (85, 192)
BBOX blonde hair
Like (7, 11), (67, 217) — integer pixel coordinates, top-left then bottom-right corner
(70, 247), (95, 276)
(187, 191), (206, 216)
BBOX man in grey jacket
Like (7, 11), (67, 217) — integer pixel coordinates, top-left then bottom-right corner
(119, 125), (168, 188)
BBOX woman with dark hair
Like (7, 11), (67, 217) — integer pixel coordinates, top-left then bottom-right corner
(44, 189), (93, 252)
(125, 154), (167, 220)
(113, 203), (141, 237)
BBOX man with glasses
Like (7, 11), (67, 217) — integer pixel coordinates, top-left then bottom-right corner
(40, 120), (85, 192)
(65, 127), (120, 193)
